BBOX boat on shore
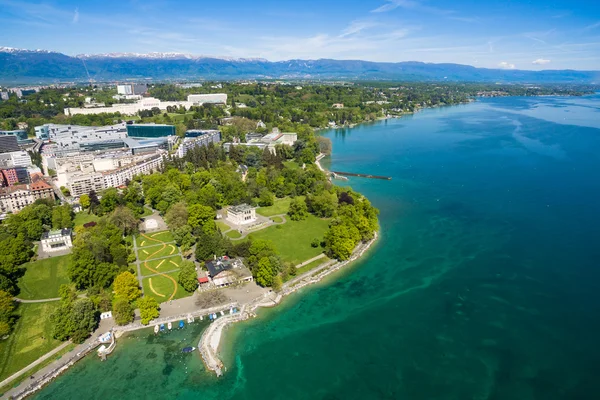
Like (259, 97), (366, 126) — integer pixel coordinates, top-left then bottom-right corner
(159, 324), (165, 332)
(167, 322), (172, 330)
(179, 320), (184, 329)
(154, 325), (159, 334)
(187, 315), (194, 323)
(182, 346), (196, 353)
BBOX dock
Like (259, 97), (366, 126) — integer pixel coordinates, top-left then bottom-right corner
(331, 171), (392, 180)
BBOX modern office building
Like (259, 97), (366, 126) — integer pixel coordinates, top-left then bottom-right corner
(126, 124), (175, 138)
(0, 136), (20, 153)
(117, 83), (148, 96)
(0, 167), (30, 186)
(176, 130), (221, 158)
(0, 130), (28, 143)
(0, 151), (32, 168)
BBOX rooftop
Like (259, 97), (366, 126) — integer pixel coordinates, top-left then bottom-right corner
(41, 228), (72, 239)
(229, 204), (254, 214)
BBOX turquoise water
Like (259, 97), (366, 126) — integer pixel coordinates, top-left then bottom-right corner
(36, 95), (600, 399)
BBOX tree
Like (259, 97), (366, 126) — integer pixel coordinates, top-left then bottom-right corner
(187, 204), (215, 230)
(255, 257), (274, 287)
(288, 197), (309, 221)
(52, 203), (73, 229)
(0, 290), (16, 337)
(113, 271), (141, 302)
(178, 261), (199, 293)
(0, 273), (17, 296)
(272, 275), (283, 292)
(139, 297), (160, 325)
(70, 298), (98, 343)
(258, 189), (274, 207)
(324, 223), (361, 261)
(165, 202), (188, 231)
(79, 194), (91, 209)
(112, 297), (134, 326)
(110, 206), (139, 236)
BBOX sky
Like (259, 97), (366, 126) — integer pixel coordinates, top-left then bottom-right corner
(1, 0), (600, 70)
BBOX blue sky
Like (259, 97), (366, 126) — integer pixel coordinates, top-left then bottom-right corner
(1, 0), (600, 70)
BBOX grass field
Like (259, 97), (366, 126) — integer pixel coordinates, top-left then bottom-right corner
(247, 214), (329, 264)
(73, 212), (99, 227)
(17, 255), (72, 300)
(141, 255), (183, 277)
(137, 243), (178, 261)
(141, 271), (192, 304)
(283, 160), (301, 170)
(256, 196), (305, 217)
(136, 231), (174, 248)
(226, 230), (242, 239)
(216, 220), (230, 231)
(140, 207), (154, 217)
(271, 216), (284, 223)
(0, 303), (62, 382)
(295, 256), (330, 277)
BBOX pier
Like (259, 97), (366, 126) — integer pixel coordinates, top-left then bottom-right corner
(331, 171), (392, 180)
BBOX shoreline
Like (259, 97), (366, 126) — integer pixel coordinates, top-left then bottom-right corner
(197, 231), (379, 376)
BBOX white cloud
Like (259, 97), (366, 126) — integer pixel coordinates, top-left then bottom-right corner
(532, 58), (550, 65)
(340, 20), (379, 37)
(498, 61), (515, 69)
(371, 0), (453, 15)
(72, 7), (79, 23)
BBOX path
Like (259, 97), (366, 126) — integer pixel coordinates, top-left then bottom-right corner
(295, 253), (326, 268)
(132, 236), (144, 292)
(0, 342), (70, 390)
(13, 297), (60, 303)
(139, 233), (179, 301)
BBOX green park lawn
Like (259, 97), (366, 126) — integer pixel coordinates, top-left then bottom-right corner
(141, 255), (183, 277)
(283, 160), (301, 170)
(270, 216), (284, 223)
(226, 230), (242, 239)
(142, 271), (191, 304)
(140, 207), (154, 217)
(295, 256), (330, 277)
(17, 255), (72, 300)
(135, 230), (174, 248)
(0, 303), (62, 382)
(73, 212), (99, 227)
(247, 214), (329, 265)
(137, 243), (179, 261)
(215, 220), (230, 232)
(257, 196), (304, 217)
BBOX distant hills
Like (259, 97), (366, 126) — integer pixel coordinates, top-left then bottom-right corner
(1, 46), (599, 84)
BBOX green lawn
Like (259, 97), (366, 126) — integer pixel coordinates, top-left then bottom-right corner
(140, 207), (154, 217)
(271, 216), (284, 223)
(136, 230), (174, 248)
(73, 212), (99, 227)
(0, 303), (62, 382)
(256, 196), (304, 217)
(247, 214), (329, 264)
(142, 271), (192, 304)
(141, 255), (183, 277)
(226, 230), (242, 239)
(17, 255), (72, 300)
(295, 256), (330, 277)
(283, 160), (301, 170)
(216, 220), (230, 232)
(138, 243), (179, 261)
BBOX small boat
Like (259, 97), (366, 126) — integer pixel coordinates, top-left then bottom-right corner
(187, 316), (194, 323)
(209, 314), (213, 321)
(154, 325), (159, 334)
(229, 308), (233, 315)
(179, 320), (184, 329)
(220, 310), (225, 316)
(160, 324), (165, 332)
(167, 322), (172, 330)
(233, 307), (237, 313)
(200, 315), (203, 321)
(213, 313), (217, 319)
(182, 346), (196, 353)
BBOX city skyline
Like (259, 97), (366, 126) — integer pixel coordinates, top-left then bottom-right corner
(1, 0), (599, 70)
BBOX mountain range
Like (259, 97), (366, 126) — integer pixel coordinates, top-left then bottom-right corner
(1, 46), (599, 84)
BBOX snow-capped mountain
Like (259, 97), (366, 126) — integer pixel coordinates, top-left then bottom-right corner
(1, 45), (598, 84)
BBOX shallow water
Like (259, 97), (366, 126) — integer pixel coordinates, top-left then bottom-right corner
(36, 95), (600, 400)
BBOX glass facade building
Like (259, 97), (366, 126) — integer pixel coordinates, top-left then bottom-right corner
(126, 124), (175, 138)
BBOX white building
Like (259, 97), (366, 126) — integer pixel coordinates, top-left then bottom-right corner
(226, 204), (256, 225)
(40, 229), (73, 253)
(0, 151), (32, 168)
(0, 175), (55, 215)
(224, 132), (297, 155)
(187, 93), (227, 104)
(63, 93), (227, 116)
(176, 130), (221, 158)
